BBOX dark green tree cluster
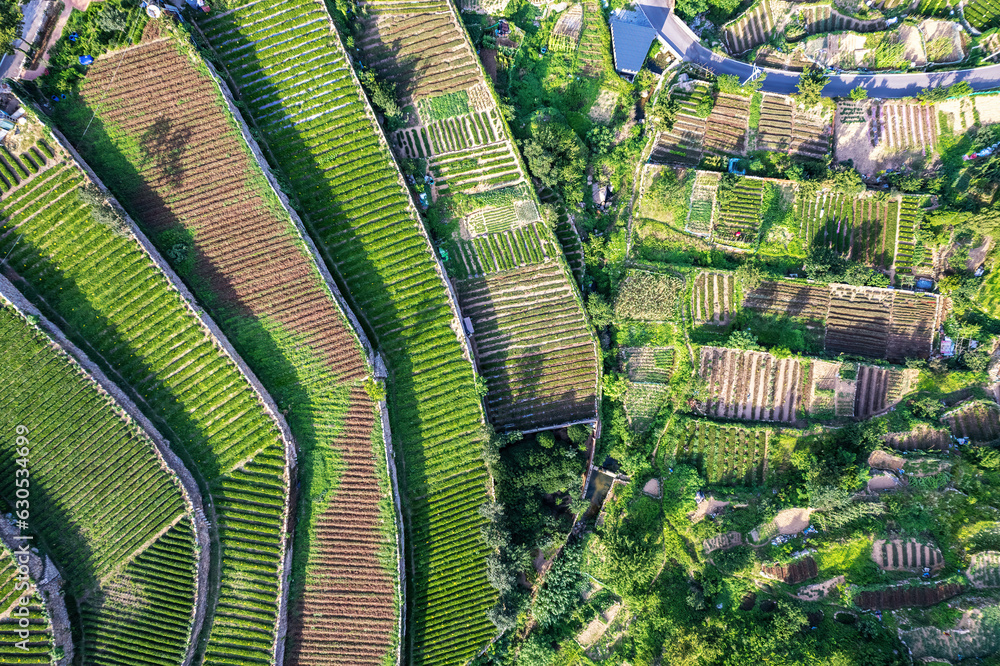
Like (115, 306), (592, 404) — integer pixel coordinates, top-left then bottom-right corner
(521, 120), (588, 204)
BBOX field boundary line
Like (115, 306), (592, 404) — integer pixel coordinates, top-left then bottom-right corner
(0, 273), (208, 666)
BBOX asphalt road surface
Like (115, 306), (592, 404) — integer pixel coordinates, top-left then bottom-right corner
(638, 1), (1000, 98)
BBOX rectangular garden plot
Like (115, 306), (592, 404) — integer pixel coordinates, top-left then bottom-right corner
(457, 261), (599, 431)
(649, 83), (710, 165)
(674, 419), (768, 485)
(715, 178), (765, 245)
(762, 556), (818, 584)
(825, 284), (894, 358)
(686, 171), (720, 236)
(743, 280), (830, 321)
(856, 583), (961, 610)
(622, 347), (675, 383)
(698, 347), (802, 422)
(691, 271), (736, 326)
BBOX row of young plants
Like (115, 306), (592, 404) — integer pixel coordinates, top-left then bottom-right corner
(454, 223), (549, 278)
(0, 124), (291, 662)
(895, 196), (923, 270)
(196, 0), (497, 661)
(676, 418), (769, 485)
(0, 303), (197, 664)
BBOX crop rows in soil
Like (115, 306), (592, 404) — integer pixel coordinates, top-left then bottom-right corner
(798, 192), (892, 267)
(895, 197), (923, 271)
(699, 347), (801, 422)
(758, 95), (830, 158)
(853, 365), (900, 418)
(887, 291), (938, 361)
(872, 539), (944, 572)
(762, 556), (818, 584)
(856, 583), (961, 610)
(723, 0), (775, 54)
(79, 39), (367, 383)
(81, 37), (391, 663)
(801, 5), (886, 34)
(686, 171), (719, 236)
(825, 285), (893, 357)
(705, 95), (750, 156)
(578, 1), (608, 76)
(877, 102), (939, 154)
(650, 84), (710, 165)
(966, 551), (1000, 588)
(622, 347), (675, 383)
(883, 427), (950, 451)
(678, 419), (767, 485)
(358, 11), (480, 104)
(457, 261), (598, 431)
(947, 403), (1000, 442)
(286, 388), (394, 666)
(743, 280), (830, 321)
(691, 272), (735, 325)
(716, 179), (763, 245)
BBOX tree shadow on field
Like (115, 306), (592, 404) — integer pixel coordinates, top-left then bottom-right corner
(139, 116), (192, 191)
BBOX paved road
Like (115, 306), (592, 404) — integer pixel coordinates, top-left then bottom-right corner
(639, 1), (1000, 98)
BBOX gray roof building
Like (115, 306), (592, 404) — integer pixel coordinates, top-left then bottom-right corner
(609, 7), (658, 76)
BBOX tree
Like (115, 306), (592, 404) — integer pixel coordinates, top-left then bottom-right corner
(735, 259), (764, 293)
(0, 0), (23, 57)
(794, 68), (830, 107)
(695, 94), (715, 118)
(532, 542), (585, 626)
(849, 85), (868, 101)
(726, 329), (761, 350)
(586, 125), (614, 155)
(357, 69), (401, 119)
(586, 293), (614, 328)
(521, 120), (587, 203)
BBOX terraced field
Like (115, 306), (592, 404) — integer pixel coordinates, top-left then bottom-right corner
(650, 82), (710, 165)
(65, 32), (397, 665)
(686, 171), (720, 236)
(853, 365), (917, 419)
(196, 1), (500, 660)
(691, 271), (736, 326)
(757, 94), (830, 159)
(723, 0), (776, 54)
(698, 347), (802, 422)
(799, 5), (886, 33)
(872, 539), (945, 572)
(0, 301), (198, 665)
(797, 191), (897, 268)
(358, 0), (528, 199)
(967, 551), (1000, 588)
(825, 284), (894, 358)
(706, 94), (751, 157)
(674, 419), (769, 485)
(0, 116), (293, 664)
(946, 402), (1000, 442)
(715, 177), (765, 245)
(743, 281), (943, 361)
(455, 225), (598, 431)
(622, 347), (675, 383)
(0, 543), (53, 664)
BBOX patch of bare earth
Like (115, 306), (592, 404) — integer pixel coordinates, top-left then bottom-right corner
(797, 575), (845, 601)
(688, 497), (730, 524)
(775, 507), (813, 534)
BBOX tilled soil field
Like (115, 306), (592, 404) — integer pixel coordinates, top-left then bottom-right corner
(698, 347), (802, 422)
(762, 556), (818, 584)
(947, 402), (1000, 442)
(856, 583), (961, 610)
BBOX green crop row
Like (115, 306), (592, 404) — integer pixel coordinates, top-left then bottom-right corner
(0, 304), (196, 663)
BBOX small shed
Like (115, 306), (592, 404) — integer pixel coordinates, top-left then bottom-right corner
(609, 7), (656, 76)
